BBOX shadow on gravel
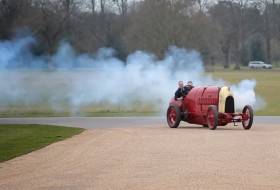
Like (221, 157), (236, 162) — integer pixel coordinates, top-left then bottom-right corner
(173, 126), (245, 130)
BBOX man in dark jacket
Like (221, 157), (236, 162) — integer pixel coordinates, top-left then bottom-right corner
(184, 81), (193, 95)
(174, 80), (186, 100)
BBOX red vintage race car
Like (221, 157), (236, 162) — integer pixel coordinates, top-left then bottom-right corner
(166, 86), (253, 130)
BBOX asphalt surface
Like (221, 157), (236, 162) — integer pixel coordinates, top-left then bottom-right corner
(0, 116), (279, 128)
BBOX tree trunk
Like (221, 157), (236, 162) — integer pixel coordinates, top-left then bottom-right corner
(264, 2), (271, 64)
(222, 44), (230, 69)
(224, 50), (230, 69)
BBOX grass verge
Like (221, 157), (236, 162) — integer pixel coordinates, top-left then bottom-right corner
(0, 124), (84, 162)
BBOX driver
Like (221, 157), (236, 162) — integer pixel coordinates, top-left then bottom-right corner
(174, 80), (186, 101)
(184, 81), (193, 95)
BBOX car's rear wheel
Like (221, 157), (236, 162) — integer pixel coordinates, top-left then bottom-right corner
(242, 105), (253, 130)
(166, 104), (181, 128)
(207, 105), (218, 130)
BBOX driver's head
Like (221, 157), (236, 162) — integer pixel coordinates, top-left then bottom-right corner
(178, 81), (184, 89)
(187, 81), (193, 86)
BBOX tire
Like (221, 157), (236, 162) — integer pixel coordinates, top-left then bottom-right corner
(242, 105), (253, 130)
(202, 124), (208, 128)
(207, 105), (218, 130)
(166, 104), (181, 128)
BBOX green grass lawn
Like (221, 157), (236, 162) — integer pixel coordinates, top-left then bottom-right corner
(0, 124), (84, 162)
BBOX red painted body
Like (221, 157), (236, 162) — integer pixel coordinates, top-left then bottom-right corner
(168, 86), (252, 128)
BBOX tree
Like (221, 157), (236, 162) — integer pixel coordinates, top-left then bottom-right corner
(113, 0), (128, 15)
(209, 1), (235, 68)
(269, 1), (280, 58)
(250, 35), (265, 61)
(241, 5), (263, 65)
(254, 0), (280, 65)
(1, 0), (280, 68)
(263, 1), (272, 64)
(76, 0), (129, 57)
(123, 0), (217, 58)
(0, 0), (35, 39)
(209, 0), (263, 69)
(31, 0), (82, 54)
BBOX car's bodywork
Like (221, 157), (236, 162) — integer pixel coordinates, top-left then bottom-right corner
(167, 86), (253, 130)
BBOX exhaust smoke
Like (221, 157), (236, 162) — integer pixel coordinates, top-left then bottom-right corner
(0, 36), (266, 115)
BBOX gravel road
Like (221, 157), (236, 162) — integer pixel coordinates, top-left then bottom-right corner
(0, 116), (279, 128)
(0, 117), (280, 189)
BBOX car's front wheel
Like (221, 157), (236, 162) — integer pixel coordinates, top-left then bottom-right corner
(166, 104), (181, 128)
(207, 105), (218, 130)
(242, 105), (253, 130)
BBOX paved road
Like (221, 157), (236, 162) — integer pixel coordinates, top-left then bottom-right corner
(0, 116), (279, 128)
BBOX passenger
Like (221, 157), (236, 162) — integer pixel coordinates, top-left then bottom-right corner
(184, 81), (193, 95)
(174, 80), (186, 101)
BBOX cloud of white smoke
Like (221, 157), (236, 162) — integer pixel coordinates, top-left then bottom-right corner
(0, 36), (266, 115)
